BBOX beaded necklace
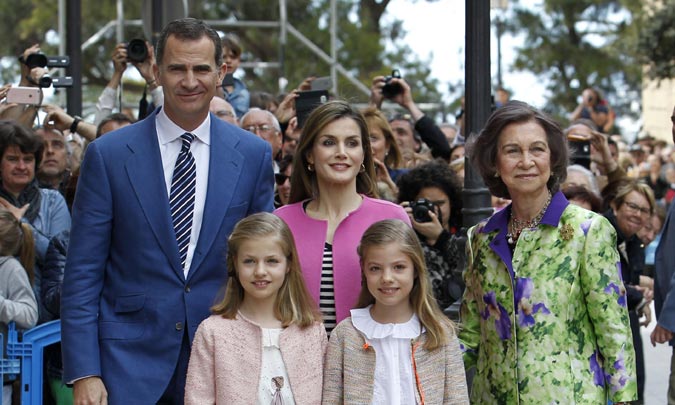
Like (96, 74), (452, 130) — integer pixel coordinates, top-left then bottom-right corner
(506, 190), (552, 245)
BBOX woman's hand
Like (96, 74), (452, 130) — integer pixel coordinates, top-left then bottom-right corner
(0, 197), (29, 221)
(369, 76), (385, 108)
(640, 304), (652, 327)
(275, 91), (298, 124)
(402, 202), (443, 246)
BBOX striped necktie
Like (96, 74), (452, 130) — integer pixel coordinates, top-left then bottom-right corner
(170, 132), (196, 269)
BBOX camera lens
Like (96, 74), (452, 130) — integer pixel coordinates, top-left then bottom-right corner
(37, 74), (53, 88)
(127, 39), (148, 63)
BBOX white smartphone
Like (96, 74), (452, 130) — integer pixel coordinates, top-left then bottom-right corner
(6, 87), (43, 105)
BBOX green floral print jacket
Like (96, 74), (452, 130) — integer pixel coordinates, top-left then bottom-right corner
(459, 192), (637, 404)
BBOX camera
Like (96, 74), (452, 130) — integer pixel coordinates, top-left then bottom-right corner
(21, 52), (71, 88)
(127, 39), (149, 63)
(409, 198), (437, 223)
(381, 69), (403, 99)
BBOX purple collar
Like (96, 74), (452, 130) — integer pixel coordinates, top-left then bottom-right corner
(479, 191), (569, 280)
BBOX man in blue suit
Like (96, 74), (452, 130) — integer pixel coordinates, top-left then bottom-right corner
(61, 18), (274, 404)
(652, 103), (675, 404)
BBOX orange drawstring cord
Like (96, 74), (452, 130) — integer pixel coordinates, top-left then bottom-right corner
(411, 341), (425, 405)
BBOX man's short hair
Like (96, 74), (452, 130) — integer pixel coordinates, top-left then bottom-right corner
(97, 113), (135, 138)
(155, 18), (222, 66)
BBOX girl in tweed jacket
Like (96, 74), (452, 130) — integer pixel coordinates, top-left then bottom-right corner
(185, 213), (327, 405)
(322, 219), (468, 404)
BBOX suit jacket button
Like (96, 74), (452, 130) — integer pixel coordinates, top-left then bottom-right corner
(185, 285), (191, 293)
(175, 322), (183, 331)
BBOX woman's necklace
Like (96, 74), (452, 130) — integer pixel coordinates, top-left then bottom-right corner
(506, 190), (552, 245)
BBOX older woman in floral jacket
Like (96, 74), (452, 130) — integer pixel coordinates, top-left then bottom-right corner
(460, 101), (636, 404)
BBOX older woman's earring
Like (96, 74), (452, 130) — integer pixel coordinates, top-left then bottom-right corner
(307, 163), (314, 172)
(494, 171), (500, 178)
(360, 163), (366, 173)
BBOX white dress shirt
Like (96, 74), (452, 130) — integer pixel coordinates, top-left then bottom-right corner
(156, 109), (211, 277)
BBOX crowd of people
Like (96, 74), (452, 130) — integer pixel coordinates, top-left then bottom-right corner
(0, 16), (674, 405)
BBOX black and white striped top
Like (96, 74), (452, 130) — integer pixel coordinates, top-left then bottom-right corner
(320, 242), (337, 334)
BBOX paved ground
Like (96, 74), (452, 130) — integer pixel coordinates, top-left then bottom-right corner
(642, 302), (671, 405)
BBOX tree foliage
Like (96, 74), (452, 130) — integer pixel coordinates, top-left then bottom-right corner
(505, 0), (643, 129)
(637, 0), (675, 82)
(0, 0), (443, 112)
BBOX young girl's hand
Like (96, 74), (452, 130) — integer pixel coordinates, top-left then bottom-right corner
(0, 197), (28, 220)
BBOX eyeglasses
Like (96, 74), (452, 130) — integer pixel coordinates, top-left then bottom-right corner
(388, 113), (413, 124)
(274, 173), (290, 186)
(244, 124), (274, 134)
(215, 110), (235, 119)
(623, 201), (651, 216)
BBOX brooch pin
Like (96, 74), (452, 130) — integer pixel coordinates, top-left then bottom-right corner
(560, 224), (574, 241)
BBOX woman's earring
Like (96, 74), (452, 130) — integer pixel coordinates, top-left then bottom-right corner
(494, 171), (500, 178)
(360, 163), (366, 173)
(307, 163), (314, 172)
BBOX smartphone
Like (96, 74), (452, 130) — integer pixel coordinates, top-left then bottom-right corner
(6, 87), (42, 105)
(311, 76), (331, 91)
(221, 73), (234, 88)
(296, 90), (329, 128)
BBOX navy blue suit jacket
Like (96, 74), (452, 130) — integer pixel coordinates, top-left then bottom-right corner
(655, 201), (675, 345)
(61, 109), (274, 403)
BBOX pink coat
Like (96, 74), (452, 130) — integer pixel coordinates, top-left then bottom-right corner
(274, 196), (410, 322)
(185, 313), (327, 404)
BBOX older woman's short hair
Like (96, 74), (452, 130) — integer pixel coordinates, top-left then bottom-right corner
(0, 120), (43, 168)
(467, 100), (568, 199)
(611, 179), (656, 216)
(564, 164), (600, 195)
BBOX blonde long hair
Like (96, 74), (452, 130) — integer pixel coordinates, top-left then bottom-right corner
(356, 219), (454, 350)
(0, 211), (35, 285)
(211, 213), (321, 327)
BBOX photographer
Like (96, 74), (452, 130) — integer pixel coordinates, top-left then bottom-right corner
(569, 87), (613, 133)
(0, 44), (48, 127)
(94, 41), (162, 125)
(369, 73), (450, 166)
(397, 160), (464, 310)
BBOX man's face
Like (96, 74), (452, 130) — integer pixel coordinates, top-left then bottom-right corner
(283, 128), (300, 157)
(154, 34), (225, 131)
(390, 119), (416, 154)
(38, 128), (68, 178)
(241, 110), (282, 157)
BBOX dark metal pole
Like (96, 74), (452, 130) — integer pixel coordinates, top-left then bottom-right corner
(447, 0), (495, 323)
(65, 0), (82, 116)
(152, 0), (163, 45)
(463, 0), (493, 229)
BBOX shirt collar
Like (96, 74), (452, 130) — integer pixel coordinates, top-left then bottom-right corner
(156, 108), (211, 146)
(481, 190), (569, 234)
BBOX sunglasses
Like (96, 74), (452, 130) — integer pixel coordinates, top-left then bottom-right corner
(274, 173), (290, 186)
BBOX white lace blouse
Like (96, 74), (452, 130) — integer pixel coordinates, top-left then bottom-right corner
(350, 306), (422, 405)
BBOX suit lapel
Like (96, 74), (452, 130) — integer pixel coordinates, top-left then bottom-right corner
(126, 114), (185, 280)
(188, 118), (244, 278)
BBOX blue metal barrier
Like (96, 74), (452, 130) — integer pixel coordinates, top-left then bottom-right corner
(0, 320), (61, 405)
